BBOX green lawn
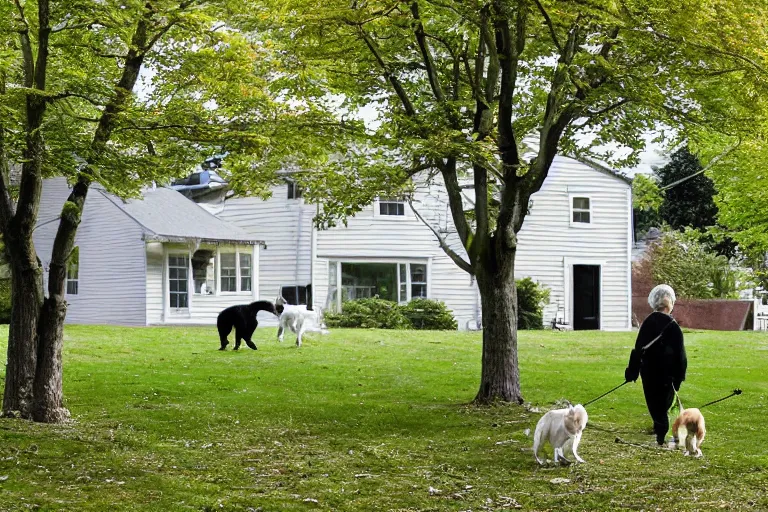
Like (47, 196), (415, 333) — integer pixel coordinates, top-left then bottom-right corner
(0, 325), (766, 511)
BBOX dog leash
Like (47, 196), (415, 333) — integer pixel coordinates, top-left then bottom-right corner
(698, 389), (742, 410)
(671, 386), (684, 411)
(583, 381), (629, 407)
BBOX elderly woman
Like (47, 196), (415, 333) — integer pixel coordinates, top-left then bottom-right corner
(625, 284), (688, 446)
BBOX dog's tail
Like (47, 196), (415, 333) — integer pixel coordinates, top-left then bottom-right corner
(532, 418), (544, 461)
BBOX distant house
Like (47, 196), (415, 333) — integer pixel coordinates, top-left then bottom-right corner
(216, 154), (634, 331)
(34, 178), (265, 326)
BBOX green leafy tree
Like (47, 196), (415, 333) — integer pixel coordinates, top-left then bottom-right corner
(247, 0), (768, 403)
(658, 148), (718, 230)
(632, 173), (662, 239)
(643, 228), (751, 299)
(0, 0), (276, 422)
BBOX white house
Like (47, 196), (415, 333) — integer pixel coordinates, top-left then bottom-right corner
(216, 154), (634, 331)
(34, 178), (265, 326)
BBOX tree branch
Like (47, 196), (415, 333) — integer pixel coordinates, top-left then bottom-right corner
(532, 0), (563, 53)
(660, 140), (741, 191)
(408, 199), (473, 274)
(649, 27), (766, 75)
(359, 29), (417, 117)
(46, 91), (107, 106)
(440, 157), (473, 252)
(410, 1), (446, 102)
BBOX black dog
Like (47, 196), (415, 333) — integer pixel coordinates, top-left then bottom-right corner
(216, 300), (277, 350)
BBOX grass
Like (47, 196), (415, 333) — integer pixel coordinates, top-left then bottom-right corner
(0, 325), (766, 511)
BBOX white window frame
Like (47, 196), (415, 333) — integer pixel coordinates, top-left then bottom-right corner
(569, 194), (593, 227)
(562, 257), (605, 330)
(287, 180), (303, 200)
(217, 246), (253, 295)
(167, 252), (191, 312)
(329, 259), (430, 311)
(373, 197), (409, 219)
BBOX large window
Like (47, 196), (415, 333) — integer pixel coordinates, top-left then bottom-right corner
(168, 254), (189, 308)
(66, 247), (79, 295)
(327, 261), (428, 311)
(378, 198), (405, 216)
(192, 249), (215, 295)
(169, 246), (252, 306)
(571, 196), (591, 224)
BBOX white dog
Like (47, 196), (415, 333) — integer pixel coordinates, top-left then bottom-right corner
(275, 297), (329, 347)
(532, 404), (588, 465)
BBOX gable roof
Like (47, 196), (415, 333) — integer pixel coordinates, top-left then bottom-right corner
(102, 186), (262, 246)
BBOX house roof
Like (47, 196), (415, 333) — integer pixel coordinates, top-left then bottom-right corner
(104, 186), (262, 246)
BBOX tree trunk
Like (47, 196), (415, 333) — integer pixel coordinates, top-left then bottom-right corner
(474, 250), (523, 404)
(33, 296), (70, 422)
(2, 252), (43, 418)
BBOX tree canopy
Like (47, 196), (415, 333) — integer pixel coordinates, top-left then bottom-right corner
(238, 0), (768, 403)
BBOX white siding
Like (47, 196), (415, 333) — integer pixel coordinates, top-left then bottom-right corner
(315, 177), (478, 328)
(34, 178), (147, 326)
(515, 155), (632, 330)
(217, 187), (314, 304)
(146, 243), (274, 326)
(212, 156), (632, 331)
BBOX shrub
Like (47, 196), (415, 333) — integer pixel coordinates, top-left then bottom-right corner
(0, 278), (11, 324)
(645, 227), (753, 299)
(516, 277), (550, 330)
(324, 297), (410, 329)
(323, 297), (457, 330)
(400, 298), (458, 330)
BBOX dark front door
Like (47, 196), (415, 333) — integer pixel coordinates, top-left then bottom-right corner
(573, 265), (600, 330)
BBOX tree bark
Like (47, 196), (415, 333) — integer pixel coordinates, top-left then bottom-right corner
(474, 249), (522, 404)
(2, 243), (43, 418)
(33, 296), (69, 422)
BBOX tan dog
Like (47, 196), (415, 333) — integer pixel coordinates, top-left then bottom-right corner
(532, 404), (588, 465)
(671, 407), (706, 457)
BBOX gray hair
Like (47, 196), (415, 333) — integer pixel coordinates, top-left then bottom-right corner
(648, 284), (676, 311)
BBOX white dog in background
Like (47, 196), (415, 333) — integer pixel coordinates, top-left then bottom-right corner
(532, 404), (589, 465)
(275, 297), (329, 347)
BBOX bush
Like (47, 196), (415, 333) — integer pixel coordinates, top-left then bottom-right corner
(645, 227), (753, 299)
(323, 297), (457, 330)
(400, 298), (458, 330)
(0, 278), (11, 324)
(324, 297), (411, 329)
(516, 277), (550, 330)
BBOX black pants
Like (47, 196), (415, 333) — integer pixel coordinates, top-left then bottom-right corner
(641, 375), (675, 445)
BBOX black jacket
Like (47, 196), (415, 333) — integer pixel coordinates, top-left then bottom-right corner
(625, 311), (687, 388)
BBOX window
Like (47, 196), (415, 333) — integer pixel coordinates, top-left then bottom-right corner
(168, 254), (189, 308)
(571, 196), (591, 224)
(219, 248), (253, 293)
(281, 285), (308, 305)
(287, 180), (303, 199)
(192, 249), (215, 295)
(220, 253), (237, 292)
(378, 198), (405, 216)
(66, 247), (79, 295)
(240, 253), (252, 292)
(328, 261), (428, 311)
(410, 263), (427, 298)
